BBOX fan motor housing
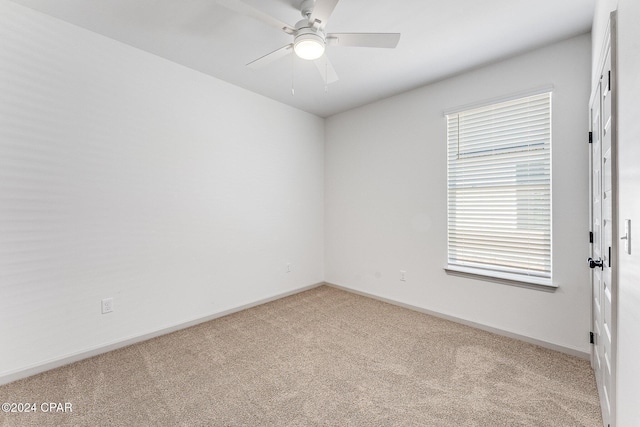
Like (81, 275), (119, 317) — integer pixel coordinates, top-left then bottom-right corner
(294, 23), (325, 43)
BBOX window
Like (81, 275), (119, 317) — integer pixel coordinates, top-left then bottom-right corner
(446, 91), (552, 287)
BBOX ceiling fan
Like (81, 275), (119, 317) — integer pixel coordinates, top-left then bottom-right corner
(217, 0), (401, 84)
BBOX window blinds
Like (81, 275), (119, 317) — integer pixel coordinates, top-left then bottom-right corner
(446, 92), (552, 281)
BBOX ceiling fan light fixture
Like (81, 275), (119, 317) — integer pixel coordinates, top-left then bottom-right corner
(294, 31), (325, 60)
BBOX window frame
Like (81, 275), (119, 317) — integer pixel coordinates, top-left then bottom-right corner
(444, 88), (555, 288)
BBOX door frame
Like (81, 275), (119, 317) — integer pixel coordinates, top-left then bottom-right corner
(589, 10), (618, 427)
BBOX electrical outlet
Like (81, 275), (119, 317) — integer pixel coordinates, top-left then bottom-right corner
(101, 298), (114, 314)
(286, 263), (292, 273)
(400, 270), (406, 281)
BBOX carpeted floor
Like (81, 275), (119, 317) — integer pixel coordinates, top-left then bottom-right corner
(0, 285), (602, 426)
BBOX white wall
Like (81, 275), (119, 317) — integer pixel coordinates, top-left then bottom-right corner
(594, 0), (640, 424)
(616, 1), (640, 421)
(0, 0), (324, 382)
(325, 34), (592, 356)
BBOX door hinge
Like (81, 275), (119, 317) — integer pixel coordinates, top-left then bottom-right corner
(608, 70), (611, 92)
(590, 332), (595, 344)
(589, 231), (593, 243)
(609, 246), (612, 268)
(588, 131), (593, 144)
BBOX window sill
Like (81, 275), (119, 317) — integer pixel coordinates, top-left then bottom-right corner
(444, 265), (557, 291)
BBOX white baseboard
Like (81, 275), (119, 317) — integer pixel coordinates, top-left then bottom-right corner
(0, 282), (324, 386)
(2, 280), (589, 386)
(325, 282), (591, 360)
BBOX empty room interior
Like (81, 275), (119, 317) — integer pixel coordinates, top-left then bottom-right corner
(1, 0), (639, 425)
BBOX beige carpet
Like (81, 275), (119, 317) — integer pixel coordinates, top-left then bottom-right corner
(0, 285), (602, 426)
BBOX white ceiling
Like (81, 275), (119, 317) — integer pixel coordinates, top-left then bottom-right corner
(9, 0), (595, 117)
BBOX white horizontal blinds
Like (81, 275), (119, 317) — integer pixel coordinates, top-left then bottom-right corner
(447, 92), (551, 279)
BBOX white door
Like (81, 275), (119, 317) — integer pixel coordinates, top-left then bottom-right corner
(589, 19), (616, 427)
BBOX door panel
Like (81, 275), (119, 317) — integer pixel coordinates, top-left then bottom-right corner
(591, 32), (615, 426)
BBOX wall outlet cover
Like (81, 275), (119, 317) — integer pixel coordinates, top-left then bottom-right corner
(101, 298), (114, 314)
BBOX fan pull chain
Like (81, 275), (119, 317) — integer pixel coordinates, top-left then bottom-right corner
(291, 55), (295, 96)
(324, 61), (328, 93)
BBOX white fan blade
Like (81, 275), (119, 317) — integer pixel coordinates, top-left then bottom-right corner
(326, 33), (401, 48)
(313, 56), (339, 84)
(309, 0), (339, 29)
(247, 44), (293, 68)
(217, 0), (295, 34)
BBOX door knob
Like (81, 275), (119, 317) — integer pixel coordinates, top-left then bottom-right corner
(588, 257), (604, 270)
